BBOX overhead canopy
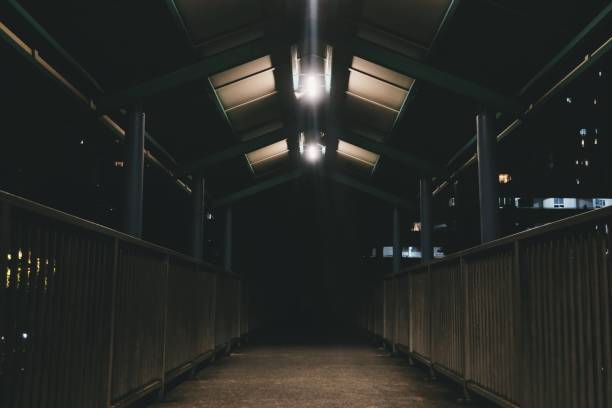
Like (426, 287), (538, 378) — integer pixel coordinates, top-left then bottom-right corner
(2, 0), (610, 207)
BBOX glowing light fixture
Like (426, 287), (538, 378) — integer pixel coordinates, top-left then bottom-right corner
(299, 132), (326, 163)
(292, 45), (333, 103)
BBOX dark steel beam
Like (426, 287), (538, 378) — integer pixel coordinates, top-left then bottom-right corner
(212, 168), (306, 208)
(476, 107), (499, 243)
(349, 37), (524, 115)
(519, 2), (612, 95)
(6, 0), (103, 92)
(183, 127), (288, 175)
(191, 175), (205, 260)
(392, 207), (401, 274)
(332, 128), (441, 175)
(224, 206), (233, 272)
(435, 32), (612, 196)
(123, 105), (146, 237)
(419, 178), (433, 262)
(99, 39), (270, 111)
(329, 172), (413, 209)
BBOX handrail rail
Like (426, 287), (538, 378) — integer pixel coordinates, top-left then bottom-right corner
(0, 189), (239, 277)
(386, 203), (612, 279)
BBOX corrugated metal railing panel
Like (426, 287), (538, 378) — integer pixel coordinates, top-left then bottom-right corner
(396, 273), (410, 347)
(410, 267), (430, 359)
(431, 261), (464, 377)
(522, 225), (612, 408)
(2, 206), (113, 408)
(374, 281), (384, 337)
(215, 273), (240, 347)
(383, 278), (396, 343)
(465, 246), (519, 404)
(0, 191), (247, 408)
(110, 245), (166, 402)
(241, 282), (249, 336)
(164, 260), (216, 375)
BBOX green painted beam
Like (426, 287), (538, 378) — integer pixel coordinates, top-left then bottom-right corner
(329, 172), (413, 209)
(350, 37), (524, 115)
(184, 127), (288, 175)
(519, 2), (612, 95)
(334, 129), (441, 175)
(7, 0), (103, 92)
(99, 38), (270, 110)
(212, 168), (306, 208)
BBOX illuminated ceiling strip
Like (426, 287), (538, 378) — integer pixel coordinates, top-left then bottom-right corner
(345, 91), (401, 113)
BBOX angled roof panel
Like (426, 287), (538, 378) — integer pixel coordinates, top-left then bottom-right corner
(174, 0), (264, 44)
(210, 56), (273, 88)
(361, 0), (453, 47)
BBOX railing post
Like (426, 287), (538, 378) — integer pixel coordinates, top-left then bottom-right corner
(0, 202), (11, 406)
(105, 238), (119, 408)
(461, 256), (472, 402)
(515, 239), (530, 407)
(123, 104), (145, 238)
(428, 264), (436, 379)
(158, 255), (170, 400)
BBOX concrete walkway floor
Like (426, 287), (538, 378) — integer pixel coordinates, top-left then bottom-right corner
(152, 339), (486, 408)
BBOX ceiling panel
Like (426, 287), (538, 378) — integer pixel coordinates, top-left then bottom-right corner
(174, 0), (264, 44)
(361, 0), (453, 47)
(344, 94), (396, 136)
(210, 56), (273, 88)
(216, 69), (276, 110)
(246, 139), (290, 175)
(226, 93), (281, 134)
(347, 69), (408, 111)
(337, 140), (380, 169)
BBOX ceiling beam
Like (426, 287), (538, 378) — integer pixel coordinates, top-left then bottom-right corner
(183, 127), (288, 175)
(329, 172), (413, 209)
(98, 38), (270, 111)
(211, 168), (306, 208)
(349, 37), (524, 115)
(331, 128), (441, 175)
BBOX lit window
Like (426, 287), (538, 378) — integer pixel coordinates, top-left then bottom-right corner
(580, 128), (587, 136)
(594, 138), (599, 145)
(594, 199), (606, 208)
(448, 197), (455, 207)
(576, 178), (581, 185)
(411, 222), (421, 232)
(585, 160), (589, 167)
(498, 173), (512, 184)
(575, 159), (580, 165)
(566, 97), (572, 104)
(114, 161), (124, 167)
(554, 198), (564, 208)
(581, 139), (585, 148)
(594, 99), (598, 105)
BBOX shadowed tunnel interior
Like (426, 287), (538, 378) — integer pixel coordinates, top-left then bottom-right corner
(1, 0), (611, 407)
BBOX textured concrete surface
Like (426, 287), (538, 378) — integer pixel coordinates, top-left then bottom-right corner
(152, 332), (483, 408)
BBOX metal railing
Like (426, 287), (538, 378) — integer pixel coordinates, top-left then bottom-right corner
(0, 190), (247, 408)
(365, 205), (612, 408)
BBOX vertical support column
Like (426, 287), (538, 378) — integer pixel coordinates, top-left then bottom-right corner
(392, 207), (401, 275)
(476, 107), (499, 243)
(191, 175), (205, 260)
(224, 206), (233, 272)
(420, 178), (433, 262)
(123, 104), (145, 238)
